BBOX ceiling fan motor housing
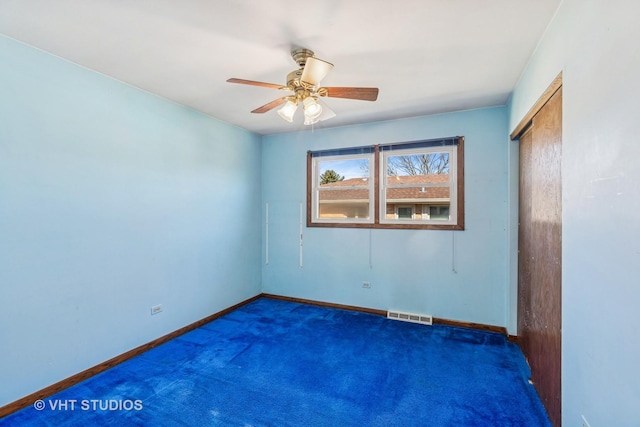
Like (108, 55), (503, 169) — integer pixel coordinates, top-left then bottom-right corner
(286, 69), (303, 88)
(291, 48), (314, 68)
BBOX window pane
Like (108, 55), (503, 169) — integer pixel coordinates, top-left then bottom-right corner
(386, 153), (450, 180)
(319, 158), (369, 182)
(318, 200), (370, 219)
(384, 152), (451, 222)
(385, 186), (450, 219)
(316, 157), (371, 220)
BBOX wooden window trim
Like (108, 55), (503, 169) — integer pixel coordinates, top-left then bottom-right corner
(307, 137), (465, 230)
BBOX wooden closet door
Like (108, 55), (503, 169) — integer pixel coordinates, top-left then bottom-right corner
(518, 87), (562, 426)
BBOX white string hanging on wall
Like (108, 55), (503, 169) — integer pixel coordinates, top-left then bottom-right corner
(369, 229), (373, 269)
(265, 203), (269, 265)
(299, 202), (303, 268)
(451, 230), (457, 273)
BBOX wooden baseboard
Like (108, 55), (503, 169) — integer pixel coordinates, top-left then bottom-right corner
(261, 293), (388, 317)
(0, 294), (261, 419)
(261, 293), (512, 338)
(432, 317), (508, 335)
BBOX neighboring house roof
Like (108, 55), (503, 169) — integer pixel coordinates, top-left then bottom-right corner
(319, 175), (450, 201)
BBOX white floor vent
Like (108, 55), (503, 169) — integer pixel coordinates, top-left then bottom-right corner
(387, 310), (433, 326)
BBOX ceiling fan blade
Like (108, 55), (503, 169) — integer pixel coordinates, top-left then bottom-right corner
(323, 87), (379, 101)
(301, 57), (334, 86)
(227, 78), (287, 90)
(251, 97), (288, 114)
(317, 99), (336, 122)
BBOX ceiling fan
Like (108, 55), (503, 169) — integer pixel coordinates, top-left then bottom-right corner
(227, 48), (379, 125)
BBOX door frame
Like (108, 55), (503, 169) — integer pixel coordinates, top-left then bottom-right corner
(511, 72), (563, 427)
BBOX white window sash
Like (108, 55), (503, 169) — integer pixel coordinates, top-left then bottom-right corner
(380, 146), (457, 225)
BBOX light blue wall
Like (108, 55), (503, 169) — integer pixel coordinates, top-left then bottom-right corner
(0, 36), (262, 406)
(262, 107), (510, 329)
(10, 2), (639, 422)
(508, 1), (640, 425)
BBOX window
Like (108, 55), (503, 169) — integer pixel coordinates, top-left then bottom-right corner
(380, 144), (458, 226)
(308, 148), (374, 225)
(307, 137), (464, 230)
(396, 206), (414, 220)
(429, 206), (450, 221)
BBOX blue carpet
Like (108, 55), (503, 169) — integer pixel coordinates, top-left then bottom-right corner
(1, 298), (551, 426)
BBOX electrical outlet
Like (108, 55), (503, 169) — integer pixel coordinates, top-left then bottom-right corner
(151, 304), (163, 315)
(362, 282), (371, 288)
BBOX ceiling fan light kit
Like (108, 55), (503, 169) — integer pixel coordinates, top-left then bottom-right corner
(303, 96), (322, 118)
(277, 99), (298, 123)
(227, 48), (379, 126)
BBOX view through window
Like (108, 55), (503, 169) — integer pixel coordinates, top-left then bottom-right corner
(307, 137), (464, 230)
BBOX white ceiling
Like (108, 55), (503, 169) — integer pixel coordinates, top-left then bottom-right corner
(0, 0), (560, 135)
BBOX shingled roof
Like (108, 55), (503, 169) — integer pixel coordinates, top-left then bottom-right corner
(319, 175), (450, 201)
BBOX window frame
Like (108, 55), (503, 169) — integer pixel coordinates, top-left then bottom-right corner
(379, 144), (458, 227)
(307, 137), (464, 230)
(309, 152), (375, 225)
